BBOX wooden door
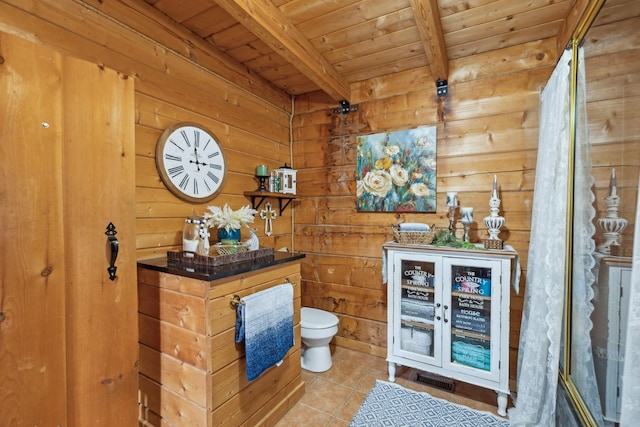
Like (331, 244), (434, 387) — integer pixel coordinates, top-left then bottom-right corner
(0, 32), (137, 425)
(0, 31), (68, 425)
(62, 55), (137, 426)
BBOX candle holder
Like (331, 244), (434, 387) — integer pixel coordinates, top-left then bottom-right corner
(483, 175), (505, 249)
(460, 207), (474, 243)
(448, 205), (458, 233)
(255, 174), (269, 192)
(446, 192), (459, 233)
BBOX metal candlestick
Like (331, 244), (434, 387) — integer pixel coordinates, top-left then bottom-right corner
(447, 205), (458, 233)
(460, 207), (474, 243)
(255, 174), (269, 192)
(461, 221), (471, 242)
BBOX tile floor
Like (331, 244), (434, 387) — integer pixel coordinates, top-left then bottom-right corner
(274, 347), (506, 427)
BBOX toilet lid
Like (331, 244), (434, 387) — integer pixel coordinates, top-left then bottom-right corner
(301, 307), (339, 329)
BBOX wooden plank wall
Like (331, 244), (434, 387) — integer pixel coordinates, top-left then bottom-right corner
(3, 0), (637, 399)
(292, 38), (559, 382)
(0, 0), (296, 261)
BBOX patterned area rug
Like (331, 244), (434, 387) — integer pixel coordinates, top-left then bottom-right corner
(350, 380), (509, 427)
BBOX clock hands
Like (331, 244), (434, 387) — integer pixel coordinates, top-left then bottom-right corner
(190, 144), (208, 172)
(189, 131), (208, 172)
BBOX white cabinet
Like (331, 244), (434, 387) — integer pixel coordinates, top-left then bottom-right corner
(591, 256), (632, 423)
(384, 243), (518, 416)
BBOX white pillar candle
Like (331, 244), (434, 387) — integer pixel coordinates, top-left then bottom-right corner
(492, 175), (498, 198)
(609, 168), (617, 197)
(461, 207), (474, 223)
(183, 238), (199, 252)
(446, 192), (458, 207)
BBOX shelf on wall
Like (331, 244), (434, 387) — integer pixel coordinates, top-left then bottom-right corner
(244, 191), (296, 215)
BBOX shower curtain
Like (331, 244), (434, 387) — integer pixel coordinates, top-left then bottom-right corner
(620, 181), (640, 426)
(508, 48), (572, 427)
(568, 46), (604, 425)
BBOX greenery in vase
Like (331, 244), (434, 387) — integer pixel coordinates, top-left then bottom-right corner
(204, 203), (257, 232)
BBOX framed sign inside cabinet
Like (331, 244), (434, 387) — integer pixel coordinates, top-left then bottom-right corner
(155, 122), (227, 203)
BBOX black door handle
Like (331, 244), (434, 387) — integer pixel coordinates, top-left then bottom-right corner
(105, 222), (119, 281)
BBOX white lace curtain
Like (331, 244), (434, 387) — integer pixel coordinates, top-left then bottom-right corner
(568, 46), (604, 425)
(620, 185), (640, 425)
(508, 48), (572, 426)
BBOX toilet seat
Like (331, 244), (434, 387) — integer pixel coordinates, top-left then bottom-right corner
(301, 307), (339, 329)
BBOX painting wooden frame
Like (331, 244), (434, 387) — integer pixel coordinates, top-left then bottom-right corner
(356, 126), (437, 212)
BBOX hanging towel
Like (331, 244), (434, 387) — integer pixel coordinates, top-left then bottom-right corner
(235, 283), (294, 381)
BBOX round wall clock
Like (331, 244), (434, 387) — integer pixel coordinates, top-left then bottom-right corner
(155, 122), (227, 203)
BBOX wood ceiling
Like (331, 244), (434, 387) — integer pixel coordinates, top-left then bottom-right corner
(142, 0), (576, 102)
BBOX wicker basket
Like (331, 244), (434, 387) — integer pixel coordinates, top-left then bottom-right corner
(392, 226), (436, 245)
(213, 242), (250, 255)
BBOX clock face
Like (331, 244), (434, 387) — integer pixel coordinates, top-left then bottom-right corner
(155, 122), (226, 203)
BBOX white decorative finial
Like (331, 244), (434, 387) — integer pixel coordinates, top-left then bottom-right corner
(598, 168), (627, 253)
(483, 175), (505, 248)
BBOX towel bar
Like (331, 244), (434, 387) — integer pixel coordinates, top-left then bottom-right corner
(230, 278), (296, 308)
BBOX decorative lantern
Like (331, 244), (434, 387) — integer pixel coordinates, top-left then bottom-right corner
(274, 163), (297, 195)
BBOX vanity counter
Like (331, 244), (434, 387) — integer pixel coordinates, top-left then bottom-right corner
(137, 251), (305, 426)
(137, 250), (305, 282)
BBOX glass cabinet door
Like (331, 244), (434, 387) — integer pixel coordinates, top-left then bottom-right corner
(392, 253), (441, 366)
(443, 259), (502, 382)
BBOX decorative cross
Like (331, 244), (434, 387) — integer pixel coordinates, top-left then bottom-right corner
(259, 202), (277, 236)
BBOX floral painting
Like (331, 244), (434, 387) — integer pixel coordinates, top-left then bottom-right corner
(356, 126), (437, 212)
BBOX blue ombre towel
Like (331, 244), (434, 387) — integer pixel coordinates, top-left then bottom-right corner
(235, 283), (294, 381)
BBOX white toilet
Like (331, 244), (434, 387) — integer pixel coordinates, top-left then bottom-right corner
(300, 307), (339, 372)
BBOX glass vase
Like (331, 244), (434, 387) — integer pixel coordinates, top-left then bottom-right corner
(217, 228), (241, 243)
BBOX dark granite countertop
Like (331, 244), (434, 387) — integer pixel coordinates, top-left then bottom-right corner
(137, 250), (305, 282)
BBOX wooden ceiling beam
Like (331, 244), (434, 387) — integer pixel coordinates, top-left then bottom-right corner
(215, 0), (351, 102)
(409, 0), (448, 82)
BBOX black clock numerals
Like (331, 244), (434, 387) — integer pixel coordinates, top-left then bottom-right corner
(207, 171), (220, 184)
(208, 151), (221, 159)
(169, 139), (185, 152)
(165, 154), (182, 162)
(180, 130), (191, 147)
(178, 173), (190, 190)
(209, 163), (223, 171)
(203, 139), (211, 152)
(168, 165), (185, 178)
(193, 178), (199, 195)
(194, 130), (200, 148)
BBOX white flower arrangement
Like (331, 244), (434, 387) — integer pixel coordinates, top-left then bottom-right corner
(204, 203), (257, 231)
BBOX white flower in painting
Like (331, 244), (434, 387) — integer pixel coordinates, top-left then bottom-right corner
(389, 164), (409, 186)
(362, 170), (393, 197)
(410, 182), (431, 197)
(384, 145), (400, 156)
(416, 137), (428, 147)
(418, 156), (436, 170)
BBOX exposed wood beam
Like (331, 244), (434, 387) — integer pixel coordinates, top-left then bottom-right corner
(409, 0), (448, 82)
(215, 0), (350, 102)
